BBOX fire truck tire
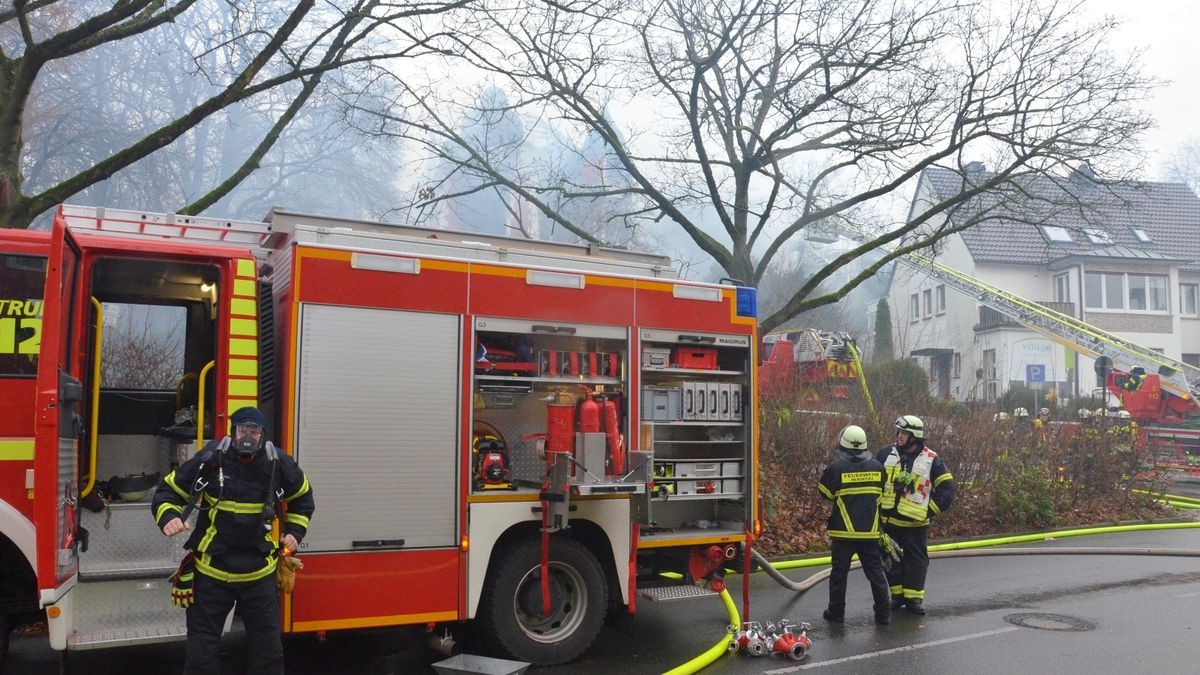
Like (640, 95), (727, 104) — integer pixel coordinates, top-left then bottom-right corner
(0, 612), (8, 669)
(478, 537), (607, 665)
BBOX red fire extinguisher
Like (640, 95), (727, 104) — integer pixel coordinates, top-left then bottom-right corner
(601, 394), (625, 476)
(579, 395), (601, 434)
(546, 390), (576, 469)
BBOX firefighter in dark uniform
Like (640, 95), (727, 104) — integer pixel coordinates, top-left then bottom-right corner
(876, 415), (954, 615)
(819, 425), (891, 625)
(152, 407), (315, 675)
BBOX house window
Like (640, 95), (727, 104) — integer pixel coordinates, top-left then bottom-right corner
(1085, 272), (1168, 312)
(983, 349), (996, 379)
(1182, 284), (1199, 317)
(1132, 228), (1151, 243)
(910, 293), (920, 322)
(1084, 227), (1112, 244)
(922, 289), (933, 318)
(936, 285), (946, 315)
(1126, 274), (1168, 311)
(1041, 225), (1073, 243)
(953, 352), (961, 379)
(1146, 275), (1168, 311)
(1054, 273), (1070, 304)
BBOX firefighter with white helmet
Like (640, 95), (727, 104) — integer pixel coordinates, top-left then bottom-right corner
(819, 425), (890, 625)
(1033, 407), (1052, 440)
(876, 415), (955, 615)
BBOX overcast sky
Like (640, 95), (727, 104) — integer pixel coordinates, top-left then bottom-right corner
(1087, 0), (1199, 175)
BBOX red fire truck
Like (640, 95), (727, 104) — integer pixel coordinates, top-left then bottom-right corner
(759, 329), (870, 411)
(0, 205), (760, 665)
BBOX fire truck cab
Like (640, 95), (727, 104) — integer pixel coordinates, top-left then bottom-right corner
(0, 205), (759, 665)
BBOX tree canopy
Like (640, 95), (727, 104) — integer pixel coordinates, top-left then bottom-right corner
(375, 0), (1153, 331)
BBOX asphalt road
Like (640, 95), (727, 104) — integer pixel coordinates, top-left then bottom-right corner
(7, 515), (1200, 674)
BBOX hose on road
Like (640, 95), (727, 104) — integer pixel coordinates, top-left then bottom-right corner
(756, 520), (1200, 594)
(668, 521), (1200, 673)
(661, 587), (739, 675)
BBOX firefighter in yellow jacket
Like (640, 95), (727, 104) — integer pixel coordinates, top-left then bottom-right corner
(876, 415), (954, 615)
(152, 407), (315, 675)
(819, 425), (891, 625)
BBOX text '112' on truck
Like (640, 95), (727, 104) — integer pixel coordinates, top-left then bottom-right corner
(0, 205), (761, 665)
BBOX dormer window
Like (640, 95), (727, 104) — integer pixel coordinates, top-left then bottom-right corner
(1084, 227), (1112, 244)
(1132, 228), (1151, 243)
(1041, 225), (1073, 243)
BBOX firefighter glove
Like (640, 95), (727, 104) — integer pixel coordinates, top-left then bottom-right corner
(880, 533), (903, 566)
(275, 553), (304, 594)
(169, 553), (196, 608)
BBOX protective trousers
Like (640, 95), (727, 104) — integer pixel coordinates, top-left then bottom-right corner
(827, 539), (890, 616)
(884, 524), (929, 601)
(185, 572), (283, 675)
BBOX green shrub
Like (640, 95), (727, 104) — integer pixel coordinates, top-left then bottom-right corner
(992, 460), (1062, 529)
(864, 359), (929, 411)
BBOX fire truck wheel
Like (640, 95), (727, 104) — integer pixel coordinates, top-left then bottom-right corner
(479, 537), (607, 665)
(0, 612), (8, 669)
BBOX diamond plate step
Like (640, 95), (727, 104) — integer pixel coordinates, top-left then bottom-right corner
(69, 622), (189, 650)
(637, 582), (718, 602)
(68, 577), (186, 650)
(79, 502), (185, 580)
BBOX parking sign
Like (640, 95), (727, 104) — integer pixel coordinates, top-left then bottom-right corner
(1026, 364), (1045, 384)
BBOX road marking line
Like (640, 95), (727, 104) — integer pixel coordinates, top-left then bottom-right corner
(1177, 590), (1200, 598)
(763, 626), (1021, 673)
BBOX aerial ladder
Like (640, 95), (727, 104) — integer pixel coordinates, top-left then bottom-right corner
(899, 253), (1200, 424)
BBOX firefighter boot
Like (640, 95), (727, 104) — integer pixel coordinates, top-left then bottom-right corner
(874, 609), (890, 625)
(890, 596), (905, 610)
(906, 600), (926, 615)
(822, 605), (845, 623)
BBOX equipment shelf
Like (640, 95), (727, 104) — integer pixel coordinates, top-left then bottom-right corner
(641, 367), (744, 376)
(475, 374), (622, 386)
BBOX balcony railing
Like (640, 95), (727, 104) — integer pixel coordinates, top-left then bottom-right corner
(975, 301), (1075, 331)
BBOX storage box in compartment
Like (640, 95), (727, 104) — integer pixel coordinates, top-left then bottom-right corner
(682, 382), (699, 420)
(641, 387), (682, 421)
(675, 479), (720, 495)
(721, 478), (742, 495)
(642, 347), (671, 369)
(674, 462), (720, 478)
(671, 347), (718, 370)
(721, 461), (741, 477)
(730, 384), (743, 421)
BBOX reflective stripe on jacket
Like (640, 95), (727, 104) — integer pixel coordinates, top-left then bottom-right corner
(819, 452), (885, 540)
(152, 439), (315, 580)
(877, 443), (954, 527)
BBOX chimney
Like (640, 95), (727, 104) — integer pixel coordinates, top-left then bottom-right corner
(964, 161), (986, 174)
(1071, 163), (1097, 182)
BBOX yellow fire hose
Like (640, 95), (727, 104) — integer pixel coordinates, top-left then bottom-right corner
(663, 521), (1200, 674)
(662, 587), (739, 675)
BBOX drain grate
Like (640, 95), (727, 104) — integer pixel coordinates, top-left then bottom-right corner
(1003, 613), (1095, 632)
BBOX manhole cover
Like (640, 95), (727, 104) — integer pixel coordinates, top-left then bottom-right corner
(1003, 613), (1095, 632)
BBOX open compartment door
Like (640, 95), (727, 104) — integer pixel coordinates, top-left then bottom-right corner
(33, 212), (83, 597)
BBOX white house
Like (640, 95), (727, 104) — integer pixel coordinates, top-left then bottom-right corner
(888, 164), (1200, 403)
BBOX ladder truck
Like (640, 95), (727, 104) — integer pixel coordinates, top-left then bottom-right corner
(900, 253), (1200, 452)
